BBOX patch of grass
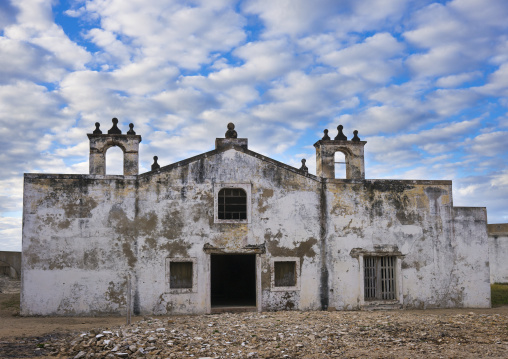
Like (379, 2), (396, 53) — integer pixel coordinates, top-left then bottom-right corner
(491, 283), (508, 307)
(0, 293), (20, 310)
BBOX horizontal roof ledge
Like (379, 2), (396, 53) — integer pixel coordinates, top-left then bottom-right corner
(215, 138), (248, 150)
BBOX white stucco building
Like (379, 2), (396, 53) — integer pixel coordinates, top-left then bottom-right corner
(21, 120), (491, 315)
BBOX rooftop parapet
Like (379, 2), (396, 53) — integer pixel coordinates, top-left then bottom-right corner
(215, 122), (248, 150)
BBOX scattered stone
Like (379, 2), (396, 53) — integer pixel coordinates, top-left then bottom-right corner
(23, 311), (508, 358)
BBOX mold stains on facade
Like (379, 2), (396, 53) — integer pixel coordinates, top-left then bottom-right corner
(159, 239), (191, 258)
(21, 123), (493, 315)
(62, 196), (98, 219)
(266, 236), (318, 259)
(143, 237), (157, 250)
(424, 187), (448, 215)
(105, 280), (127, 307)
(257, 188), (274, 214)
(122, 242), (137, 268)
(83, 249), (99, 269)
(160, 210), (184, 240)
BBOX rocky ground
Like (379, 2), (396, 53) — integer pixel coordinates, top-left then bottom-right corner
(1, 275), (507, 358)
(2, 309), (506, 359)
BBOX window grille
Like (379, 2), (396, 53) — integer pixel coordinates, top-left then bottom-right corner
(364, 256), (396, 300)
(218, 188), (247, 220)
(169, 261), (193, 289)
(274, 261), (296, 287)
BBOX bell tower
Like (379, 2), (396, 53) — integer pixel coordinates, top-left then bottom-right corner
(314, 125), (366, 180)
(87, 118), (142, 176)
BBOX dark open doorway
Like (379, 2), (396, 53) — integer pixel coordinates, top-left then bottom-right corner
(211, 254), (256, 308)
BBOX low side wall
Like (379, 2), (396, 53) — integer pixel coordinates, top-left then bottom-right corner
(452, 207), (490, 308)
(0, 251), (21, 279)
(488, 223), (508, 284)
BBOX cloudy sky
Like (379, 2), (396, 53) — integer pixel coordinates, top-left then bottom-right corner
(1, 0), (507, 251)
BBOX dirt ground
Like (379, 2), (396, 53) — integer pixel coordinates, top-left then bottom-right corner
(2, 276), (508, 358)
(0, 290), (142, 358)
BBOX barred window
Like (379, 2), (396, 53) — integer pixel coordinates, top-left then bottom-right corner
(274, 261), (296, 287)
(364, 256), (396, 300)
(218, 188), (247, 220)
(169, 261), (193, 289)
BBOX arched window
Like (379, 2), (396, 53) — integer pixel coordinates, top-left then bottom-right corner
(218, 188), (247, 220)
(105, 146), (124, 175)
(334, 151), (346, 178)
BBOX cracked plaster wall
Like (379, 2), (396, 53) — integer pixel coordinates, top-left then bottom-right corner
(22, 149), (322, 315)
(326, 179), (490, 310)
(21, 148), (491, 315)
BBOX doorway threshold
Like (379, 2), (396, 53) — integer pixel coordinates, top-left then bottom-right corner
(211, 306), (257, 314)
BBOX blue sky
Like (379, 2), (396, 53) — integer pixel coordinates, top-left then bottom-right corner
(1, 0), (507, 251)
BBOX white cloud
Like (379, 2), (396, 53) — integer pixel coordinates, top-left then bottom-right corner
(0, 217), (22, 252)
(86, 28), (132, 64)
(465, 131), (508, 157)
(322, 33), (404, 83)
(454, 169), (508, 223)
(0, 178), (23, 213)
(243, 0), (408, 38)
(475, 63), (508, 97)
(82, 0), (246, 69)
(426, 88), (480, 117)
(436, 71), (482, 88)
(0, 81), (69, 172)
(205, 39), (305, 86)
(404, 0), (508, 79)
(2, 0), (90, 78)
(361, 118), (482, 179)
(249, 71), (346, 129)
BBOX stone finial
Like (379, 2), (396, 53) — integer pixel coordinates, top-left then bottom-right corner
(225, 122), (238, 139)
(300, 158), (308, 174)
(151, 156), (160, 171)
(352, 130), (360, 142)
(322, 129), (330, 140)
(334, 125), (347, 141)
(108, 118), (122, 134)
(93, 122), (102, 134)
(127, 123), (136, 135)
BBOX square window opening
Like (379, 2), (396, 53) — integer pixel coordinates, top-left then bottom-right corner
(170, 261), (193, 289)
(274, 261), (296, 287)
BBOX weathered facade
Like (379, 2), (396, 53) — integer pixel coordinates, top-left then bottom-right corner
(21, 121), (491, 316)
(488, 223), (508, 284)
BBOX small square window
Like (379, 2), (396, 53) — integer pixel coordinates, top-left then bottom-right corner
(274, 261), (296, 287)
(170, 261), (193, 289)
(166, 258), (197, 293)
(271, 257), (300, 291)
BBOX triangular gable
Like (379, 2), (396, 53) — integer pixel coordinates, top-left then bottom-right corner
(138, 144), (319, 182)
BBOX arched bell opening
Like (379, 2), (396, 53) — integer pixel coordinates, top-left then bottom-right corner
(105, 145), (124, 175)
(88, 119), (142, 176)
(334, 151), (347, 179)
